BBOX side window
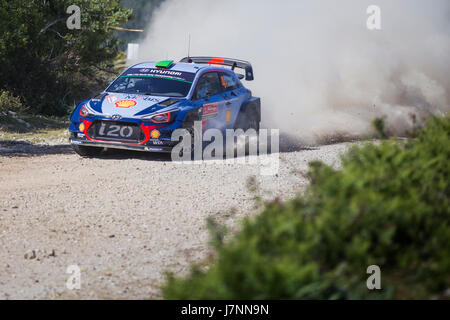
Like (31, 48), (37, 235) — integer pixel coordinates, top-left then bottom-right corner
(219, 72), (240, 91)
(193, 72), (222, 100)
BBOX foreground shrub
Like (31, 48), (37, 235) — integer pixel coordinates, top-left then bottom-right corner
(163, 116), (450, 299)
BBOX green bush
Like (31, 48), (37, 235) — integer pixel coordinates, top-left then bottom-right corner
(0, 0), (131, 115)
(0, 90), (26, 113)
(163, 116), (450, 300)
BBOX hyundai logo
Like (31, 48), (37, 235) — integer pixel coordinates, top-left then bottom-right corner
(111, 114), (122, 121)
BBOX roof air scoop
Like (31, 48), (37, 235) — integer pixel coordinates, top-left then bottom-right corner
(156, 60), (174, 69)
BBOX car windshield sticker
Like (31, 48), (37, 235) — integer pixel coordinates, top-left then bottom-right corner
(121, 68), (196, 83)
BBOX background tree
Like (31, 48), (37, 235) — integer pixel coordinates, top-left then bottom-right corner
(0, 0), (132, 115)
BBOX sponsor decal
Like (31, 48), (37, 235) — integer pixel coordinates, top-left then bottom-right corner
(106, 95), (118, 103)
(202, 103), (219, 119)
(123, 95), (161, 103)
(225, 109), (232, 123)
(122, 68), (196, 83)
(144, 147), (163, 151)
(150, 129), (161, 139)
(150, 139), (164, 145)
(148, 69), (182, 76)
(115, 100), (137, 108)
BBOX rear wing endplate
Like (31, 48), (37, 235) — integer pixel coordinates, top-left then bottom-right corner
(180, 56), (254, 81)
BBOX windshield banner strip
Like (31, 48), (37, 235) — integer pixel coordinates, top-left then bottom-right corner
(120, 75), (193, 84)
(123, 68), (196, 83)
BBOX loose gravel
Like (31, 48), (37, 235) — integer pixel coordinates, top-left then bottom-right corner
(0, 141), (354, 299)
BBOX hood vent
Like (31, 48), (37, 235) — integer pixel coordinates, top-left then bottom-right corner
(157, 99), (179, 107)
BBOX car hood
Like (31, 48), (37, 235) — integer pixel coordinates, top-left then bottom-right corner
(89, 93), (175, 118)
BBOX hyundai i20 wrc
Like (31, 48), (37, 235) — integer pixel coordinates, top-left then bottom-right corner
(69, 57), (261, 157)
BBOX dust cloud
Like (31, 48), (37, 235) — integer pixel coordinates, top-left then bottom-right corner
(138, 0), (450, 144)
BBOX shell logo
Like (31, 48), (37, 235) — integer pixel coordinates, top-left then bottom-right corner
(225, 109), (232, 123)
(115, 100), (137, 108)
(150, 129), (161, 139)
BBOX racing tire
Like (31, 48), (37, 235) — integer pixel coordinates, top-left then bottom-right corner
(72, 145), (103, 157)
(248, 109), (260, 133)
(235, 108), (260, 132)
(231, 108), (260, 156)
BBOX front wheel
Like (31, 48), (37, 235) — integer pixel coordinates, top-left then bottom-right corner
(72, 145), (103, 157)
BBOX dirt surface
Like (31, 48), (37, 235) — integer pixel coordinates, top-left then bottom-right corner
(0, 139), (354, 299)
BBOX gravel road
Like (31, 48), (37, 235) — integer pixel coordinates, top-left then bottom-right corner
(0, 139), (354, 299)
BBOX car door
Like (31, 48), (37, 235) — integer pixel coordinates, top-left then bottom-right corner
(192, 72), (227, 133)
(218, 72), (246, 129)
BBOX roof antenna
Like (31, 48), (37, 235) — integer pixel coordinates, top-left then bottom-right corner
(187, 34), (192, 63)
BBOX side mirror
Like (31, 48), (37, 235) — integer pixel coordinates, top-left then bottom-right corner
(236, 74), (245, 80)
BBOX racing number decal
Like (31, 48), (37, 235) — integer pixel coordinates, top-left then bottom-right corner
(99, 124), (134, 138)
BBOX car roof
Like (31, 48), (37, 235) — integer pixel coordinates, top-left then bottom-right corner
(128, 62), (232, 75)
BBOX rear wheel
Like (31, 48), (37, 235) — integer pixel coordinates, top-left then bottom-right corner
(72, 145), (103, 157)
(232, 108), (260, 156)
(247, 111), (260, 132)
(235, 108), (260, 132)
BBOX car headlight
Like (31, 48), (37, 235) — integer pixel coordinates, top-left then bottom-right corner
(80, 103), (96, 117)
(142, 109), (179, 124)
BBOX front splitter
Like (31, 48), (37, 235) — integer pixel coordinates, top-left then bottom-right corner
(70, 139), (174, 153)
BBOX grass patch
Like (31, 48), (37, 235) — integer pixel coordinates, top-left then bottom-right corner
(0, 112), (69, 144)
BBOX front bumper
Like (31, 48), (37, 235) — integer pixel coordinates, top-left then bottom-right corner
(69, 117), (180, 153)
(70, 137), (175, 153)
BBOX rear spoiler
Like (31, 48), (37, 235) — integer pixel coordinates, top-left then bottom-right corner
(180, 56), (254, 81)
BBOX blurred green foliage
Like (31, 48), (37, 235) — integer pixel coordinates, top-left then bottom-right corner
(164, 116), (450, 299)
(0, 0), (132, 115)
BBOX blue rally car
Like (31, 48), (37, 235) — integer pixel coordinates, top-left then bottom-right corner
(69, 57), (261, 157)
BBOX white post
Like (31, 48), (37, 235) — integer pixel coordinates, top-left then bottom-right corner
(126, 43), (140, 64)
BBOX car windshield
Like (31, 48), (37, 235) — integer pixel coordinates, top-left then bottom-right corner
(107, 76), (193, 97)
